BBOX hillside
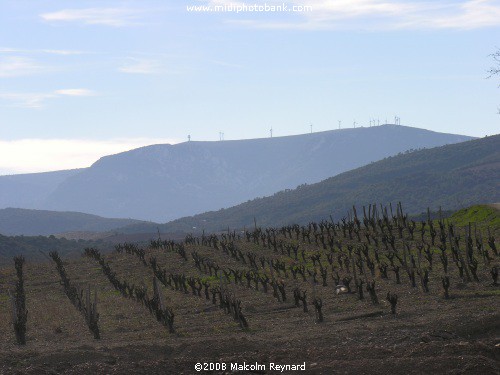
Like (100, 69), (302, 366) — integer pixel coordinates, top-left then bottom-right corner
(0, 208), (147, 236)
(450, 204), (500, 228)
(0, 125), (472, 222)
(0, 169), (81, 209)
(142, 134), (499, 233)
(0, 233), (111, 265)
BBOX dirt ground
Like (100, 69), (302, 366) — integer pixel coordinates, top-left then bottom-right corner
(1, 229), (499, 374)
(1, 310), (498, 374)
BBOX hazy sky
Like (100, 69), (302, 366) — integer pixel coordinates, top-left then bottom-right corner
(1, 0), (499, 175)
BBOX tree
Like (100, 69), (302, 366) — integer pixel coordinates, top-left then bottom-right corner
(488, 49), (500, 113)
(488, 49), (500, 79)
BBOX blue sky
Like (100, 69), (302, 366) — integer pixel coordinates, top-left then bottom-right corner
(0, 0), (499, 174)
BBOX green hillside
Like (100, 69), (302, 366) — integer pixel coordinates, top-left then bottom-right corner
(449, 204), (500, 228)
(141, 134), (499, 233)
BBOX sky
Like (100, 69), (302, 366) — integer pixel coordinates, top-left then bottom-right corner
(0, 0), (499, 175)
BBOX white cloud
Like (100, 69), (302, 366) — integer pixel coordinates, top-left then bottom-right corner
(0, 89), (96, 108)
(119, 58), (163, 74)
(55, 89), (95, 96)
(40, 8), (144, 27)
(206, 0), (248, 6)
(211, 0), (500, 30)
(0, 56), (43, 78)
(0, 93), (56, 109)
(210, 59), (244, 68)
(0, 138), (181, 175)
(413, 0), (500, 29)
(0, 48), (85, 55)
(40, 49), (86, 55)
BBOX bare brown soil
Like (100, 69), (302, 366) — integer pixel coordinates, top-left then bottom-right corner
(1, 229), (499, 375)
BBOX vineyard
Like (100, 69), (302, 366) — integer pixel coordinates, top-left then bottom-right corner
(0, 203), (499, 374)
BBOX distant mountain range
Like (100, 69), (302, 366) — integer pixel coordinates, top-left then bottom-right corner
(0, 125), (472, 222)
(139, 134), (498, 233)
(0, 169), (81, 209)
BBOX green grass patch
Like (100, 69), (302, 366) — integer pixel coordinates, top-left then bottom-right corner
(200, 275), (219, 283)
(449, 205), (500, 228)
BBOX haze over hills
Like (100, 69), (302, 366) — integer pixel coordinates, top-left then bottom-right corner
(135, 134), (499, 233)
(0, 125), (472, 222)
(0, 169), (81, 209)
(0, 208), (145, 236)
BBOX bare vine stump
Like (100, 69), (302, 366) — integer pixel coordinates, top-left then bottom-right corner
(313, 298), (324, 322)
(386, 292), (398, 314)
(441, 276), (450, 299)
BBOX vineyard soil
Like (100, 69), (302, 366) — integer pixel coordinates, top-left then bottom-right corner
(1, 219), (499, 375)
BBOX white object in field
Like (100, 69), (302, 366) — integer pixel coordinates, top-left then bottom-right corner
(335, 285), (348, 295)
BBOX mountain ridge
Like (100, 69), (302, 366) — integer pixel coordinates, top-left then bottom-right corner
(0, 168), (82, 209)
(131, 134), (498, 233)
(0, 125), (474, 222)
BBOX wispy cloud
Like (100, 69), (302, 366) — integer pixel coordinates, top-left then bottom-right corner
(0, 47), (86, 55)
(0, 56), (43, 78)
(0, 89), (96, 108)
(413, 0), (500, 30)
(41, 49), (86, 55)
(305, 0), (424, 17)
(0, 138), (181, 175)
(205, 0), (248, 6)
(119, 58), (163, 74)
(40, 8), (145, 27)
(210, 59), (244, 68)
(0, 93), (56, 109)
(210, 0), (500, 30)
(55, 89), (96, 96)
